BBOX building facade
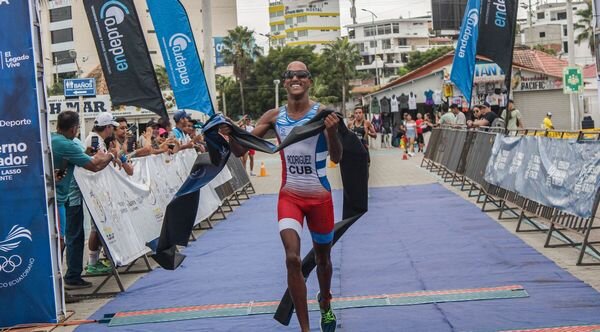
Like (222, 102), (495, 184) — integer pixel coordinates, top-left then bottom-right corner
(39, 0), (237, 87)
(346, 17), (439, 85)
(269, 0), (341, 52)
(521, 1), (594, 65)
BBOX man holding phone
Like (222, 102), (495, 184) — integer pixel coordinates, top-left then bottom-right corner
(51, 111), (115, 289)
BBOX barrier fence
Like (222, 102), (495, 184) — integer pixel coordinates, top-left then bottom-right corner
(72, 150), (254, 297)
(421, 127), (600, 266)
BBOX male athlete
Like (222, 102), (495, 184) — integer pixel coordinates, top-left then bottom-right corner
(222, 61), (341, 331)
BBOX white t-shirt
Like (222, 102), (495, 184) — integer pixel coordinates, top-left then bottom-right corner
(408, 94), (417, 110)
(455, 111), (467, 125)
(433, 90), (442, 105)
(85, 132), (107, 153)
(390, 96), (399, 112)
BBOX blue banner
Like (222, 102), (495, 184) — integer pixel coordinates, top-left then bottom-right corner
(146, 0), (214, 116)
(485, 135), (600, 218)
(450, 0), (480, 105)
(214, 37), (226, 68)
(0, 0), (59, 327)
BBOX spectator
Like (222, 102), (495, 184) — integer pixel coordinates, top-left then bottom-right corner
(51, 111), (114, 290)
(404, 113), (417, 156)
(467, 102), (498, 128)
(415, 113), (425, 152)
(500, 99), (524, 130)
(542, 112), (554, 130)
(114, 117), (152, 159)
(84, 113), (122, 276)
(438, 105), (457, 126)
(451, 104), (466, 126)
(472, 106), (481, 120)
(139, 119), (159, 149)
(185, 118), (206, 153)
(238, 116), (257, 175)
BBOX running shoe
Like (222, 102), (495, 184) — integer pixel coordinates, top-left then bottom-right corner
(317, 292), (337, 332)
(86, 261), (113, 275)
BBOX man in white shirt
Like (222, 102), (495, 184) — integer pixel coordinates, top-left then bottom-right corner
(451, 104), (467, 126)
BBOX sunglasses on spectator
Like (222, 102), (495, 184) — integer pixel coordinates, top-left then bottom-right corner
(282, 70), (311, 80)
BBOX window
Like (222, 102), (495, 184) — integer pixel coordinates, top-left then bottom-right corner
(297, 16), (307, 23)
(563, 25), (567, 37)
(537, 12), (545, 19)
(50, 7), (71, 22)
(392, 23), (399, 34)
(563, 41), (568, 53)
(297, 30), (308, 37)
(364, 26), (375, 37)
(359, 43), (365, 52)
(147, 30), (155, 34)
(382, 39), (391, 49)
(397, 38), (407, 46)
(51, 28), (73, 44)
(377, 24), (391, 35)
(369, 40), (377, 48)
(539, 31), (546, 38)
(285, 17), (293, 25)
(52, 50), (75, 65)
(271, 25), (277, 33)
(149, 51), (158, 54)
(278, 24), (284, 31)
(557, 12), (567, 20)
(348, 29), (355, 39)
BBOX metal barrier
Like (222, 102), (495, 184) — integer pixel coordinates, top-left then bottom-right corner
(421, 128), (600, 265)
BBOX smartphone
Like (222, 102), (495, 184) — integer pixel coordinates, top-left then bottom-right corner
(127, 124), (138, 136)
(91, 136), (99, 152)
(127, 136), (136, 152)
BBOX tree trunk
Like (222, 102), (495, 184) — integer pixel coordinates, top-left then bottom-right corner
(239, 79), (246, 116)
(341, 76), (346, 116)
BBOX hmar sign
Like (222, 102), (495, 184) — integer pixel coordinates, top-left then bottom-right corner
(64, 78), (96, 97)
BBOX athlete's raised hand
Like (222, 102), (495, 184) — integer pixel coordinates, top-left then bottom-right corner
(324, 113), (339, 134)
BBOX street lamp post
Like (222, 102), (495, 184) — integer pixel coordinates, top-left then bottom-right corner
(361, 8), (380, 86)
(273, 79), (280, 108)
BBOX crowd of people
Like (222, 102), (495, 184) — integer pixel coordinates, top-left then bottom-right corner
(51, 109), (206, 295)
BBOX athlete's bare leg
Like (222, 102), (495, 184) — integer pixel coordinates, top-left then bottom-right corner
(314, 241), (333, 310)
(280, 229), (310, 332)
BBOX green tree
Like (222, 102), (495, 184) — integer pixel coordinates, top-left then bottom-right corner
(532, 44), (557, 56)
(574, 0), (595, 55)
(221, 26), (263, 115)
(321, 37), (361, 114)
(155, 65), (170, 90)
(403, 46), (454, 71)
(216, 74), (235, 116)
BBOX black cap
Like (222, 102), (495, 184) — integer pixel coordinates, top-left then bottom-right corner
(482, 101), (491, 108)
(450, 104), (459, 109)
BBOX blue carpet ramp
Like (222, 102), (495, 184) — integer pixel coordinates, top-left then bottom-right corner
(76, 184), (600, 331)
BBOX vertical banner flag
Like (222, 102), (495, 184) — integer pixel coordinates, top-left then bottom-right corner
(147, 0), (214, 116)
(214, 37), (226, 68)
(477, 0), (518, 75)
(450, 0), (481, 105)
(0, 0), (60, 327)
(84, 0), (168, 119)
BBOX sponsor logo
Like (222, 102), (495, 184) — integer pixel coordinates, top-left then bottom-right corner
(167, 33), (192, 85)
(0, 225), (34, 288)
(1, 51), (30, 70)
(99, 0), (130, 72)
(0, 141), (30, 181)
(0, 119), (32, 128)
(457, 8), (479, 58)
(492, 0), (507, 28)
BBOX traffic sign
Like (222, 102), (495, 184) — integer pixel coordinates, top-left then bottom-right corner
(64, 78), (96, 97)
(563, 66), (584, 94)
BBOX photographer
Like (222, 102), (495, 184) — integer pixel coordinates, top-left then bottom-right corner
(51, 111), (114, 290)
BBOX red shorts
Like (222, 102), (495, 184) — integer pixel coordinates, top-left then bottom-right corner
(277, 190), (334, 244)
(248, 149), (255, 156)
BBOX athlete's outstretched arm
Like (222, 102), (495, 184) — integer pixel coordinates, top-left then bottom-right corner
(324, 113), (342, 163)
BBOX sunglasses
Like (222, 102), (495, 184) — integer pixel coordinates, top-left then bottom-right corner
(282, 70), (311, 80)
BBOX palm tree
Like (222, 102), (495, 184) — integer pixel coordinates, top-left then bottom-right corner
(221, 26), (262, 115)
(155, 65), (170, 90)
(574, 0), (594, 55)
(321, 37), (361, 114)
(216, 74), (235, 116)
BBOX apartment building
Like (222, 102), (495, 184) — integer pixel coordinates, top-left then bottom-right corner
(269, 0), (341, 52)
